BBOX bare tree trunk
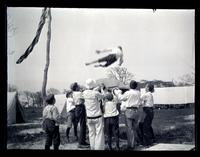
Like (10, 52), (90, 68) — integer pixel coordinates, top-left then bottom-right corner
(42, 8), (52, 106)
(26, 93), (30, 107)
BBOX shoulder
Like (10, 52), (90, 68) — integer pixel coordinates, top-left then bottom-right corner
(43, 105), (49, 111)
(141, 92), (150, 98)
(67, 97), (73, 102)
(74, 91), (83, 97)
(129, 89), (137, 94)
(44, 105), (51, 109)
(133, 90), (141, 96)
(52, 105), (58, 111)
(146, 92), (152, 96)
(148, 92), (153, 98)
(105, 101), (113, 105)
(141, 92), (147, 96)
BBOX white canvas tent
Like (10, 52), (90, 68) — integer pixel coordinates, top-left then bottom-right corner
(54, 94), (67, 118)
(141, 86), (195, 104)
(7, 92), (25, 125)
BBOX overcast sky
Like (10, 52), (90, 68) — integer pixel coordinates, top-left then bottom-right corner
(7, 8), (195, 92)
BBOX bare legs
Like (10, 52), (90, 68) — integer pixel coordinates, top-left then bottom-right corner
(85, 60), (107, 68)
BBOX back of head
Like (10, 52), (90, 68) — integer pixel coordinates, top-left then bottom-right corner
(147, 83), (154, 93)
(105, 92), (113, 101)
(70, 82), (80, 91)
(45, 94), (55, 105)
(130, 80), (138, 89)
(66, 90), (73, 98)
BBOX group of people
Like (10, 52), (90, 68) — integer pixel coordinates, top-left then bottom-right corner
(42, 79), (155, 151)
(42, 46), (155, 150)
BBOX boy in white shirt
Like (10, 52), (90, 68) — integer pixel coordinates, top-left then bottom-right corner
(85, 46), (123, 67)
(103, 92), (120, 150)
(113, 80), (141, 150)
(140, 83), (155, 147)
(71, 82), (90, 148)
(42, 94), (60, 150)
(65, 90), (78, 142)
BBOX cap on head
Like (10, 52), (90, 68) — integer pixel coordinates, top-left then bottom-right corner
(86, 79), (96, 89)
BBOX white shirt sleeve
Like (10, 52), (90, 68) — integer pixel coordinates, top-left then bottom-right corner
(117, 91), (129, 102)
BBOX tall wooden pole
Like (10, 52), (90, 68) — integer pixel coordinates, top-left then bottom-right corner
(42, 8), (52, 105)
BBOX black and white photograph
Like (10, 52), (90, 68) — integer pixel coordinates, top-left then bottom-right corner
(7, 7), (195, 150)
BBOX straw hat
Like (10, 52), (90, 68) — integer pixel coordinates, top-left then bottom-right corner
(86, 78), (97, 89)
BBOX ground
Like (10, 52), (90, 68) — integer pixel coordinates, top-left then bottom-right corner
(7, 106), (195, 150)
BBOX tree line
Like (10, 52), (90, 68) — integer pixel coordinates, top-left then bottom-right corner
(8, 84), (62, 107)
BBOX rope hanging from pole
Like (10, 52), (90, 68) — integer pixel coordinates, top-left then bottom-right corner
(16, 7), (48, 64)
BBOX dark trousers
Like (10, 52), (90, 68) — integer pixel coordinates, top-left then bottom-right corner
(45, 125), (60, 150)
(74, 104), (87, 144)
(104, 116), (119, 149)
(137, 122), (144, 145)
(142, 107), (155, 146)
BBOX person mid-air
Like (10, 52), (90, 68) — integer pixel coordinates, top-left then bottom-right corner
(85, 46), (124, 68)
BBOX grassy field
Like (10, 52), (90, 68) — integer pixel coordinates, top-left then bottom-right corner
(7, 106), (195, 149)
(119, 107), (195, 144)
(152, 107), (195, 144)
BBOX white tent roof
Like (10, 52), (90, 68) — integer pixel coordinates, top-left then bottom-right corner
(7, 92), (17, 111)
(7, 92), (17, 124)
(7, 92), (25, 125)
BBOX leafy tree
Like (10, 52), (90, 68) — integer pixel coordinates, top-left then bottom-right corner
(175, 73), (195, 86)
(35, 91), (43, 107)
(173, 66), (195, 86)
(106, 66), (134, 85)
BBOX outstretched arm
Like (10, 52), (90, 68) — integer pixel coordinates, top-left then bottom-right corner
(114, 89), (128, 102)
(96, 48), (112, 54)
